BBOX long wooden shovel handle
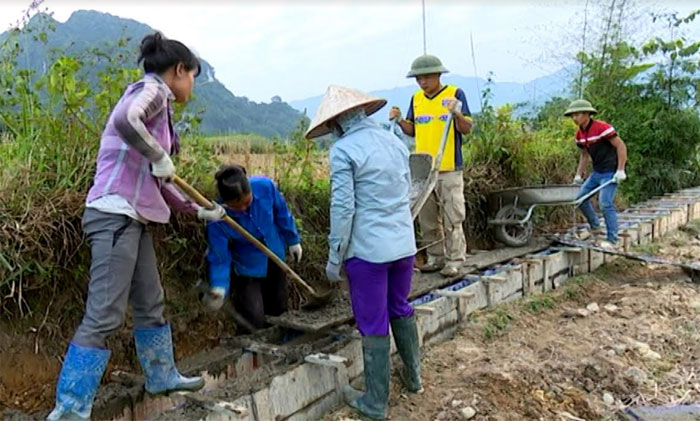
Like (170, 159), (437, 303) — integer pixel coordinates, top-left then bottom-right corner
(172, 175), (319, 298)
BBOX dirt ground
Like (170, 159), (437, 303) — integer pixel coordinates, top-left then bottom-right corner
(325, 229), (700, 421)
(0, 307), (234, 415)
(4, 223), (700, 419)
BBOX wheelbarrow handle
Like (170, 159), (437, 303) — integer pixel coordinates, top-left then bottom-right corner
(573, 179), (616, 207)
(172, 175), (319, 298)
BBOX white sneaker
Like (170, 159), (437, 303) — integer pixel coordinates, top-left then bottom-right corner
(419, 255), (444, 273)
(440, 261), (464, 277)
(598, 240), (620, 250)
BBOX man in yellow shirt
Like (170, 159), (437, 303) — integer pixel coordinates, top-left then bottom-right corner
(390, 54), (473, 277)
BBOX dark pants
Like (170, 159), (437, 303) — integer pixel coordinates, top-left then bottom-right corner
(232, 262), (288, 331)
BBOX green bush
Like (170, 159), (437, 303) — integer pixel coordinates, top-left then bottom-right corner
(575, 9), (700, 202)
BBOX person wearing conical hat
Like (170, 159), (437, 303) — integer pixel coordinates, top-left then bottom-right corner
(306, 85), (422, 420)
(564, 99), (628, 249)
(389, 54), (472, 277)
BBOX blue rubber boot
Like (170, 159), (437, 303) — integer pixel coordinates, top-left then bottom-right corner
(47, 343), (110, 420)
(133, 323), (204, 394)
(343, 335), (390, 420)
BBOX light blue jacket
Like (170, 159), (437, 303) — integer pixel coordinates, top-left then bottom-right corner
(328, 118), (417, 265)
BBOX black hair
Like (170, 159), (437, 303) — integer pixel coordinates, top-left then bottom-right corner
(215, 165), (251, 202)
(327, 120), (344, 137)
(138, 32), (201, 77)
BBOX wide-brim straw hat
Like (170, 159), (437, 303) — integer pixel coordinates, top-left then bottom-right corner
(305, 85), (387, 139)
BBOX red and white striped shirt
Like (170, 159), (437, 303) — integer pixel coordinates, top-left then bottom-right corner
(575, 119), (618, 173)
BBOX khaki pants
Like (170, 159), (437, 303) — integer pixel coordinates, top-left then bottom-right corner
(418, 170), (467, 263)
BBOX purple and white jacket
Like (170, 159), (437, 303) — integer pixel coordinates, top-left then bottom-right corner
(86, 73), (197, 223)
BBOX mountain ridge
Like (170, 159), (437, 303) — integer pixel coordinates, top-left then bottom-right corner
(1, 10), (305, 137)
(290, 68), (574, 119)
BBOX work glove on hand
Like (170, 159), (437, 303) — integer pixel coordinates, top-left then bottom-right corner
(573, 174), (584, 185)
(201, 286), (226, 312)
(197, 203), (226, 221)
(612, 170), (627, 184)
(325, 261), (344, 282)
(151, 153), (175, 181)
(444, 98), (463, 115)
(289, 244), (303, 263)
(389, 106), (402, 121)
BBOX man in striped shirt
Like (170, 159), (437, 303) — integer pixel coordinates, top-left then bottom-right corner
(565, 99), (628, 249)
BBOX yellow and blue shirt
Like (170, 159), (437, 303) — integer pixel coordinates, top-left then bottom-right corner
(406, 85), (471, 171)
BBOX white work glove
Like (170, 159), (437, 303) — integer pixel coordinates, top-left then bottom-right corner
(445, 98), (463, 115)
(201, 286), (226, 312)
(197, 203), (226, 221)
(289, 244), (303, 263)
(389, 106), (402, 121)
(573, 174), (584, 185)
(151, 153), (175, 181)
(325, 261), (344, 282)
(612, 170), (627, 184)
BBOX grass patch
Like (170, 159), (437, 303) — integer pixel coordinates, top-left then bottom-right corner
(483, 309), (513, 339)
(208, 133), (276, 155)
(632, 243), (663, 255)
(563, 279), (586, 301)
(523, 295), (557, 314)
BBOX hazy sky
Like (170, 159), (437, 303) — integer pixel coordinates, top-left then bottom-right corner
(1, 0), (698, 103)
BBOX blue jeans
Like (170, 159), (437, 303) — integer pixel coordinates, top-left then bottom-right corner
(576, 171), (618, 242)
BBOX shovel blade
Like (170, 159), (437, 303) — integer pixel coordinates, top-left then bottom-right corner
(301, 289), (333, 310)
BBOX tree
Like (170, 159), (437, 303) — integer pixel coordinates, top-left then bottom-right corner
(575, 5), (700, 200)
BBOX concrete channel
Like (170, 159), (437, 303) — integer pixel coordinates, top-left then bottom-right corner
(89, 186), (700, 421)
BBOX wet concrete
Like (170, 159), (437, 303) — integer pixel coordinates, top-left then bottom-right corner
(624, 405), (700, 421)
(153, 362), (291, 421)
(224, 329), (348, 365)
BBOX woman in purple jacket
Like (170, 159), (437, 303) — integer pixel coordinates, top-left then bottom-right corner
(48, 32), (225, 421)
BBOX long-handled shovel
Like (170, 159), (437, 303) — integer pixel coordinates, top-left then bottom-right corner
(173, 175), (333, 309)
(409, 114), (454, 220)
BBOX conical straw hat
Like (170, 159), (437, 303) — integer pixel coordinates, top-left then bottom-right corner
(305, 85), (387, 139)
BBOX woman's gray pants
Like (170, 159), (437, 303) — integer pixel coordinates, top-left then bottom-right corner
(72, 209), (165, 349)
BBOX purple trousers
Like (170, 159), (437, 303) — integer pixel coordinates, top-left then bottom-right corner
(344, 255), (415, 336)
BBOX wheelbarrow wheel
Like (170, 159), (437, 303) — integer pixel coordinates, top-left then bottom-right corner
(493, 205), (533, 247)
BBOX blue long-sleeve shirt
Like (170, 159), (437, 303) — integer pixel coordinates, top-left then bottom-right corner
(206, 176), (300, 292)
(329, 118), (417, 266)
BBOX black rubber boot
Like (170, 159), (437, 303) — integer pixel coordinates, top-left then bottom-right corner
(391, 315), (423, 393)
(343, 335), (390, 420)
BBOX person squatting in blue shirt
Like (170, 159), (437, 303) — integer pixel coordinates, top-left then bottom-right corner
(204, 165), (302, 331)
